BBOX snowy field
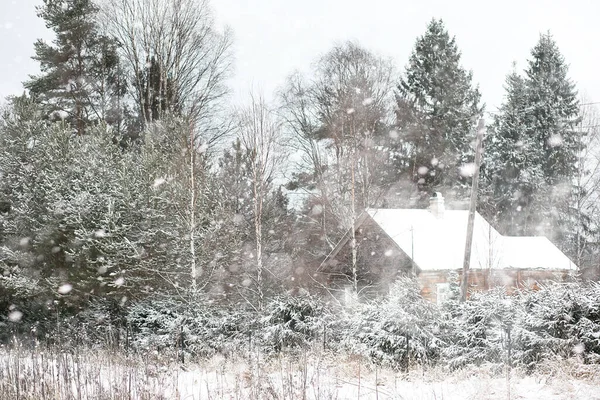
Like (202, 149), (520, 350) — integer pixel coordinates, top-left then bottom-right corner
(1, 347), (599, 399)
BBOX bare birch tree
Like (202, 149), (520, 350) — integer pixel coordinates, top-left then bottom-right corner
(279, 42), (395, 295)
(237, 94), (284, 310)
(99, 0), (232, 137)
(573, 100), (600, 268)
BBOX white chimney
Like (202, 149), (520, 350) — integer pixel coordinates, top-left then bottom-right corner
(429, 192), (445, 219)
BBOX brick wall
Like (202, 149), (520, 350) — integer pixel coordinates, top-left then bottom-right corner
(418, 269), (574, 303)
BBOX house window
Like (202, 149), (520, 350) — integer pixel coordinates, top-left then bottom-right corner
(436, 283), (451, 305)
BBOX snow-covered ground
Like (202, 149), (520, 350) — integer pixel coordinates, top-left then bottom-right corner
(2, 348), (598, 399)
(172, 359), (600, 399)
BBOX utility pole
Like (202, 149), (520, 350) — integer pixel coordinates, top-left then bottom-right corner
(461, 119), (486, 302)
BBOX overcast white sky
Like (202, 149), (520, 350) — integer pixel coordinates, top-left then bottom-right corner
(2, 0), (600, 111)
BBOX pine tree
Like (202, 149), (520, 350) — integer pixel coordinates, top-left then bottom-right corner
(481, 68), (545, 233)
(215, 139), (293, 304)
(481, 33), (582, 256)
(140, 56), (179, 123)
(395, 19), (483, 203)
(524, 33), (581, 245)
(25, 0), (126, 136)
(526, 33), (580, 184)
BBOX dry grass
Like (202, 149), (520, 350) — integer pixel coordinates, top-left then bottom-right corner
(0, 340), (599, 399)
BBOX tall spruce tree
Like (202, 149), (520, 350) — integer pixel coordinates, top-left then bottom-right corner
(25, 0), (126, 136)
(525, 33), (580, 184)
(525, 33), (582, 254)
(481, 33), (582, 255)
(395, 19), (483, 204)
(480, 68), (543, 232)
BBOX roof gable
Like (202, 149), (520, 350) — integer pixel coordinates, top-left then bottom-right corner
(322, 207), (577, 272)
(366, 208), (504, 271)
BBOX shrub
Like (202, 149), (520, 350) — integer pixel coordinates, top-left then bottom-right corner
(260, 293), (326, 353)
(442, 288), (510, 370)
(345, 278), (444, 370)
(126, 297), (250, 359)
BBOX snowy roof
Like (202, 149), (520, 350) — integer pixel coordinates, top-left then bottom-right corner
(364, 208), (576, 271)
(503, 236), (576, 270)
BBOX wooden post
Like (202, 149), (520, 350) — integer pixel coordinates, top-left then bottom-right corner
(461, 119), (486, 302)
(411, 226), (415, 277)
(179, 325), (185, 364)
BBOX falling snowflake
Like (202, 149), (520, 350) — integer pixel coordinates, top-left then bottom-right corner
(573, 343), (585, 354)
(8, 310), (23, 322)
(94, 229), (108, 238)
(459, 163), (477, 177)
(311, 204), (323, 216)
(362, 97), (373, 106)
(153, 177), (166, 188)
(548, 134), (563, 147)
(58, 284), (72, 295)
(417, 166), (429, 175)
(233, 214), (244, 225)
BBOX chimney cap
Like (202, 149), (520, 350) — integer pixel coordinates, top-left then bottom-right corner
(429, 192), (445, 219)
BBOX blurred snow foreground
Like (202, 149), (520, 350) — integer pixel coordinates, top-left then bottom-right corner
(0, 347), (599, 400)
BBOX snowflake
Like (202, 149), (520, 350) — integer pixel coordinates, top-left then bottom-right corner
(362, 97), (374, 106)
(8, 310), (22, 322)
(58, 284), (72, 294)
(459, 163), (477, 177)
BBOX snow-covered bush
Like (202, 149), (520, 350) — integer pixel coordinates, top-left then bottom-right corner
(442, 282), (600, 371)
(442, 288), (510, 370)
(260, 294), (326, 353)
(64, 298), (128, 348)
(519, 282), (600, 366)
(344, 278), (444, 370)
(126, 297), (250, 358)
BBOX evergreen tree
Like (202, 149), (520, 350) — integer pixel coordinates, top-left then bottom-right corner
(25, 0), (127, 136)
(140, 56), (179, 123)
(481, 33), (582, 258)
(395, 19), (483, 203)
(480, 68), (544, 233)
(0, 95), (148, 310)
(525, 33), (581, 246)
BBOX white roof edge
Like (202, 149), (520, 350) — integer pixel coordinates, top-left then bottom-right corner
(363, 208), (579, 271)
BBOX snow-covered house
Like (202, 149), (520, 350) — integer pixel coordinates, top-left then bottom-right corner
(318, 193), (577, 304)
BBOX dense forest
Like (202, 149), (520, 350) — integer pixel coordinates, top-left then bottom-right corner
(1, 0), (600, 363)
